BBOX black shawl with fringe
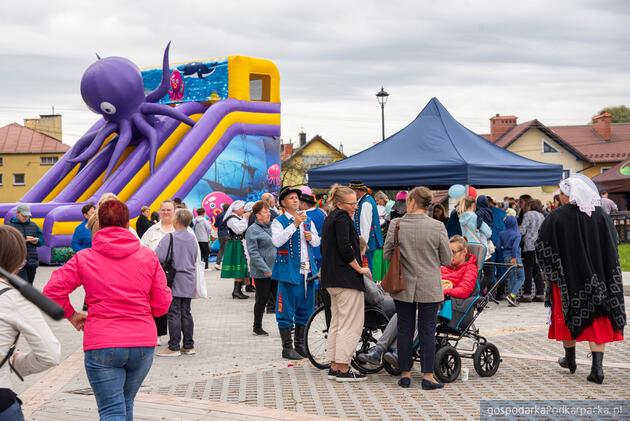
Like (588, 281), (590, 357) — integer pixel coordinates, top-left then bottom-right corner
(535, 204), (626, 339)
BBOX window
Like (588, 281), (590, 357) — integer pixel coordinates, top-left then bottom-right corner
(562, 169), (571, 179)
(0, 174), (3, 186)
(40, 156), (58, 165)
(600, 166), (612, 174)
(13, 173), (25, 185)
(0, 157), (3, 166)
(249, 73), (271, 101)
(542, 139), (560, 154)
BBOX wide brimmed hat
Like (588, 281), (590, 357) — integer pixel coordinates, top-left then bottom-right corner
(349, 180), (368, 191)
(278, 186), (302, 205)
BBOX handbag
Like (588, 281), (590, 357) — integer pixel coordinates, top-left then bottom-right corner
(161, 233), (176, 288)
(194, 262), (208, 299)
(381, 220), (406, 294)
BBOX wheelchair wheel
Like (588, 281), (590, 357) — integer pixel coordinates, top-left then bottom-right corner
(473, 342), (500, 377)
(382, 354), (402, 376)
(434, 346), (461, 383)
(350, 306), (389, 374)
(305, 306), (330, 370)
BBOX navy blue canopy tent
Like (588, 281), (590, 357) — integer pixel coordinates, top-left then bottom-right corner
(308, 98), (563, 189)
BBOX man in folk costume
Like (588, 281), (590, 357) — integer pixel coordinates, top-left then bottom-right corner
(271, 186), (321, 360)
(349, 181), (383, 271)
(220, 200), (251, 299)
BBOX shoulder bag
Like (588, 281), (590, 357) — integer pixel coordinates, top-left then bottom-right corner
(381, 220), (406, 294)
(462, 224), (494, 259)
(161, 233), (176, 288)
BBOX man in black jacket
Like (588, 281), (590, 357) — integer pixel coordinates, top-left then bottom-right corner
(6, 204), (44, 284)
(213, 203), (231, 270)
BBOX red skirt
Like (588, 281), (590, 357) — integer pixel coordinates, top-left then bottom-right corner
(548, 283), (623, 344)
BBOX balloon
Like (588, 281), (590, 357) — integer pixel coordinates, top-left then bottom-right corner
(448, 184), (466, 199)
(468, 186), (477, 198)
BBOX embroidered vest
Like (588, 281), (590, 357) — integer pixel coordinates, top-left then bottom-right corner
(353, 194), (383, 250)
(271, 214), (317, 285)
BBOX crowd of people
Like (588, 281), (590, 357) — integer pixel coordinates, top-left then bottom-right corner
(0, 175), (626, 418)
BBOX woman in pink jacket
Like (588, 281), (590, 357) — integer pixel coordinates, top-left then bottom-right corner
(44, 200), (172, 421)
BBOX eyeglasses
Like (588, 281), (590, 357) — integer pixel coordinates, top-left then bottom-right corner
(451, 248), (465, 254)
(343, 201), (358, 207)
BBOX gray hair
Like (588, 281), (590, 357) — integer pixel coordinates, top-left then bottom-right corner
(175, 208), (193, 227)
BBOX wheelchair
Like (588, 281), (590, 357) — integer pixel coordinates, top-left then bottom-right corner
(379, 243), (522, 383)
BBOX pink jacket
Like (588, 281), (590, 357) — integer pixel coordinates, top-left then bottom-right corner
(44, 227), (172, 351)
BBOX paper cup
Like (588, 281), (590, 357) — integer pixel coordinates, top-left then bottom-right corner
(461, 367), (469, 381)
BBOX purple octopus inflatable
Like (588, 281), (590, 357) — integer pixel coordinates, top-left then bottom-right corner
(64, 42), (195, 179)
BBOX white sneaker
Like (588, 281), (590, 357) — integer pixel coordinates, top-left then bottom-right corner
(204, 268), (211, 272)
(214, 263), (221, 270)
(156, 348), (181, 357)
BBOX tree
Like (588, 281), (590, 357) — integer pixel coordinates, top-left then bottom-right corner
(597, 105), (630, 123)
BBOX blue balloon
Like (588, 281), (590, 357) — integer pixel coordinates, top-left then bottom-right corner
(448, 184), (466, 199)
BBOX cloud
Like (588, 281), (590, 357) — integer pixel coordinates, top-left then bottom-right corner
(0, 0), (628, 154)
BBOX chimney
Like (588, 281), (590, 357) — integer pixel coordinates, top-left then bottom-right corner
(592, 112), (611, 140)
(24, 114), (63, 141)
(281, 142), (294, 161)
(299, 129), (306, 147)
(489, 114), (517, 142)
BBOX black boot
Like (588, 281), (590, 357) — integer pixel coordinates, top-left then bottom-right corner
(294, 325), (308, 358)
(558, 346), (577, 374)
(245, 284), (256, 293)
(279, 327), (303, 360)
(587, 352), (604, 384)
(232, 281), (248, 299)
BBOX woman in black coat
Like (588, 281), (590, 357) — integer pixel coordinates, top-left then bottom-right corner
(136, 206), (155, 239)
(320, 185), (372, 382)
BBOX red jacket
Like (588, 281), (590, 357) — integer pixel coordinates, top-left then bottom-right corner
(44, 227), (172, 351)
(441, 253), (478, 299)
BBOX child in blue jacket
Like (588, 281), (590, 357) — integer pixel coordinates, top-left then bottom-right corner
(495, 215), (525, 307)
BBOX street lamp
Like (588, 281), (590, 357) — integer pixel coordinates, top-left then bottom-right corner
(376, 87), (389, 141)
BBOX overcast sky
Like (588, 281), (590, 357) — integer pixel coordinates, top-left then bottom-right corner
(1, 1), (628, 155)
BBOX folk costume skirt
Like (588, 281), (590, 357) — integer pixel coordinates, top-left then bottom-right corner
(220, 239), (250, 278)
(371, 248), (389, 283)
(548, 284), (623, 344)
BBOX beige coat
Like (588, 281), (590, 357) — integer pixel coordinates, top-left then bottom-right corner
(383, 213), (451, 303)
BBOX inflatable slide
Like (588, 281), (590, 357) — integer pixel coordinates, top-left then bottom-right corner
(0, 45), (281, 263)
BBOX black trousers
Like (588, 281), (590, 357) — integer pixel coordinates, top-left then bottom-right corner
(199, 242), (211, 269)
(167, 297), (194, 351)
(216, 236), (229, 265)
(522, 251), (544, 297)
(253, 278), (278, 328)
(18, 266), (37, 284)
(155, 315), (168, 336)
(395, 300), (440, 373)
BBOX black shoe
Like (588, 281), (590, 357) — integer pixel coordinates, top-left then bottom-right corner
(335, 369), (367, 382)
(558, 346), (577, 374)
(398, 377), (411, 388)
(383, 350), (399, 372)
(294, 325), (308, 358)
(517, 296), (533, 303)
(327, 368), (339, 380)
(232, 282), (248, 299)
(279, 327), (303, 360)
(245, 285), (256, 293)
(532, 295), (545, 302)
(587, 352), (604, 384)
(358, 347), (383, 365)
(253, 327), (268, 336)
(266, 307), (275, 314)
(421, 379), (444, 390)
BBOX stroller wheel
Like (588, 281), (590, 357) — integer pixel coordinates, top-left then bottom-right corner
(434, 346), (461, 383)
(473, 343), (501, 377)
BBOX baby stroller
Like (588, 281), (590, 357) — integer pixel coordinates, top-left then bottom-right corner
(380, 243), (522, 383)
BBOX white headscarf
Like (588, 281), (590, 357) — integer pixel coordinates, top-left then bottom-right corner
(224, 200), (245, 219)
(559, 177), (601, 217)
(244, 202), (255, 213)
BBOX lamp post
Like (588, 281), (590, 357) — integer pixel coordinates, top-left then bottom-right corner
(376, 87), (389, 141)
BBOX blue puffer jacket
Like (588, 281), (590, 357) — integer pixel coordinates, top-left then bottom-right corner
(7, 216), (44, 266)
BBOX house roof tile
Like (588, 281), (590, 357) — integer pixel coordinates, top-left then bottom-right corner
(0, 123), (70, 154)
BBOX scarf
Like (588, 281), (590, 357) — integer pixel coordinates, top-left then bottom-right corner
(559, 177), (601, 217)
(535, 204), (625, 339)
(224, 200), (245, 220)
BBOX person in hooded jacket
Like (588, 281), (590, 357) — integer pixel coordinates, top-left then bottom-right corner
(458, 196), (492, 246)
(44, 199), (172, 421)
(495, 215), (525, 307)
(518, 199), (545, 302)
(6, 204), (44, 284)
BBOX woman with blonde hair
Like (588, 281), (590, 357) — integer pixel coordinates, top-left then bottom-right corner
(320, 184), (371, 382)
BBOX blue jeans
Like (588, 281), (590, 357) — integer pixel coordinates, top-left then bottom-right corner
(0, 400), (24, 421)
(504, 256), (525, 296)
(84, 347), (154, 421)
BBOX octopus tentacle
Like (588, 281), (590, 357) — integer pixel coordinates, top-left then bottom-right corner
(140, 102), (196, 127)
(69, 122), (118, 164)
(145, 41), (171, 103)
(67, 130), (99, 161)
(131, 113), (159, 174)
(104, 119), (132, 180)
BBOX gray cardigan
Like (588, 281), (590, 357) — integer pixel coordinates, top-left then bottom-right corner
(245, 221), (277, 278)
(383, 213), (452, 303)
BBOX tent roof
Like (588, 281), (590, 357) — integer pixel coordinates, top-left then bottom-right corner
(308, 98), (563, 189)
(592, 159), (630, 193)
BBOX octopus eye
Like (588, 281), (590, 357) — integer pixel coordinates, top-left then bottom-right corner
(210, 203), (216, 209)
(100, 102), (117, 115)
